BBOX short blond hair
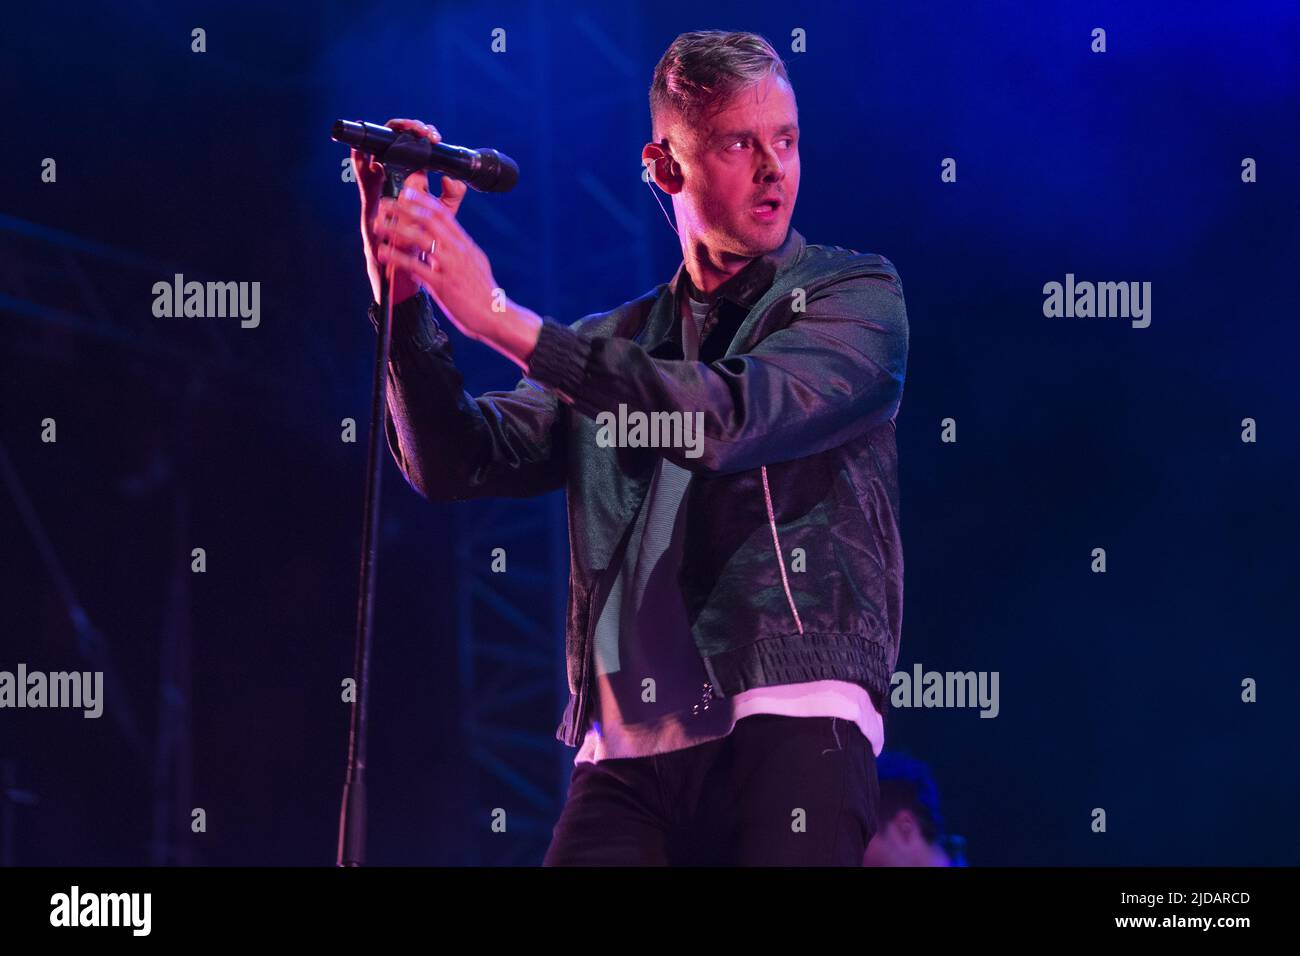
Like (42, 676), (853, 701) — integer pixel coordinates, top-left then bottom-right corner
(649, 30), (791, 141)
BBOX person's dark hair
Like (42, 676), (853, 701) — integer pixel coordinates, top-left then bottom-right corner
(875, 752), (946, 845)
(649, 30), (791, 142)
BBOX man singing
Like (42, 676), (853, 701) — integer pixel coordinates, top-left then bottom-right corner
(355, 29), (908, 866)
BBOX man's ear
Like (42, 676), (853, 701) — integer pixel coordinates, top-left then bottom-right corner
(641, 142), (683, 194)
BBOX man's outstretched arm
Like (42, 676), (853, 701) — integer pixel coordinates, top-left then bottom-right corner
(372, 151), (906, 479)
(353, 119), (565, 502)
(520, 264), (907, 474)
(366, 291), (566, 502)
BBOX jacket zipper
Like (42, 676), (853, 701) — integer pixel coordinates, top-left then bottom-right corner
(761, 463), (804, 635)
(694, 656), (723, 714)
(693, 464), (803, 717)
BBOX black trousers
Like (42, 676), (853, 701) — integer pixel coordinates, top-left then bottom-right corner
(543, 714), (879, 866)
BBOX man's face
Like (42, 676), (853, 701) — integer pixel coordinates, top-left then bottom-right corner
(664, 72), (800, 257)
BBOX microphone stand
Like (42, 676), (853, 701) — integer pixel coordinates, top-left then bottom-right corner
(337, 166), (408, 867)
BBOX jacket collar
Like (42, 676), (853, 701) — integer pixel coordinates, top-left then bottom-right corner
(670, 225), (806, 312)
(640, 226), (806, 356)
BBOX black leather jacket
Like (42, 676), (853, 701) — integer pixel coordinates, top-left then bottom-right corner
(370, 227), (909, 747)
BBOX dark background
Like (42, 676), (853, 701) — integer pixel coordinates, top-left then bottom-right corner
(2, 0), (1297, 865)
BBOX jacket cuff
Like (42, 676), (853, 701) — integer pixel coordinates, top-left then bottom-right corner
(368, 291), (444, 355)
(526, 317), (591, 398)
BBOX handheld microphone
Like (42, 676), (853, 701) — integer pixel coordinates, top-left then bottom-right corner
(332, 119), (519, 193)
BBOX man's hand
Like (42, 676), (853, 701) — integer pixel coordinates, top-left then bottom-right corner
(373, 168), (542, 366)
(354, 118), (468, 305)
